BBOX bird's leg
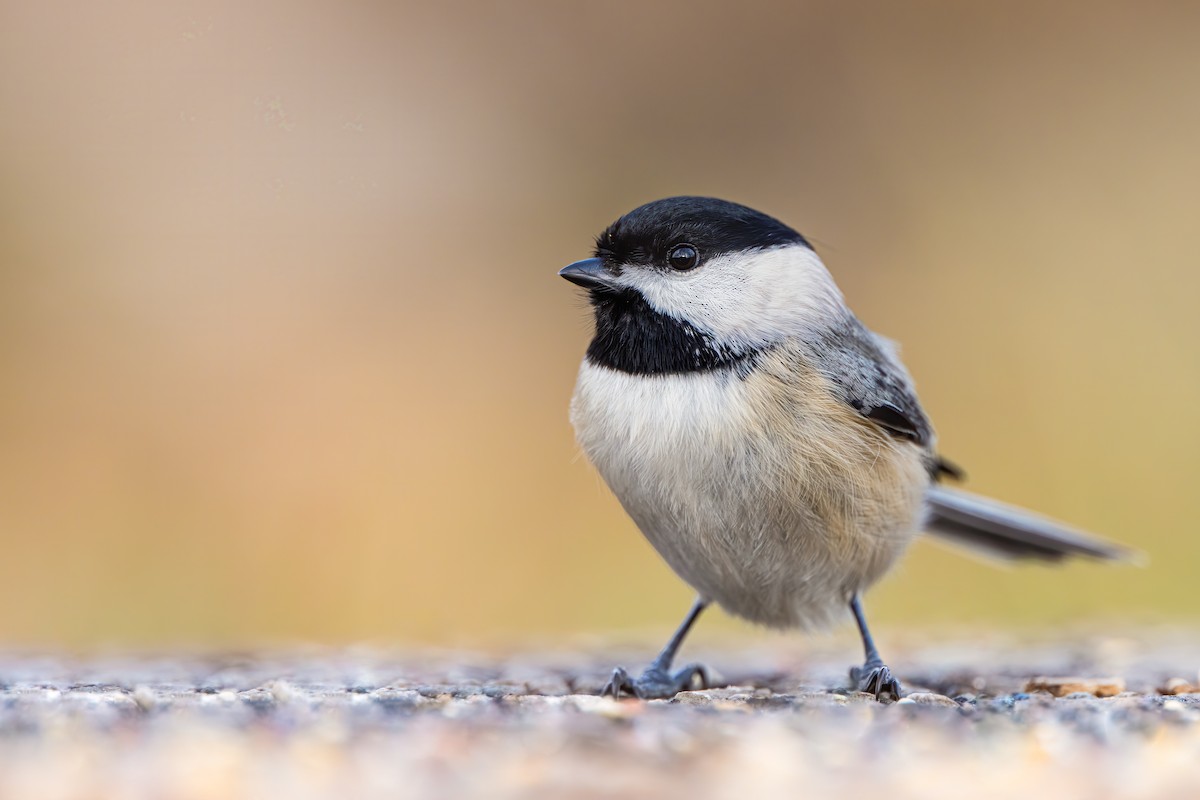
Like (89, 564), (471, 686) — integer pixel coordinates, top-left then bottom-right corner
(847, 593), (902, 701)
(601, 597), (710, 699)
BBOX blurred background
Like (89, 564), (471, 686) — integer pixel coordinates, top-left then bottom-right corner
(0, 1), (1196, 649)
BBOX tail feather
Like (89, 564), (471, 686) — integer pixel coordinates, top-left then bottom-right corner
(924, 485), (1134, 563)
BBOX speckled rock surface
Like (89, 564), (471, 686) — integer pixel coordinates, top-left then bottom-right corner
(1, 634), (1198, 798)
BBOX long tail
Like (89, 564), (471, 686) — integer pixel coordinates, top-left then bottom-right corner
(924, 485), (1134, 563)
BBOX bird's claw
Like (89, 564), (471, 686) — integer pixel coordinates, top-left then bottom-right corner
(849, 661), (902, 702)
(600, 663), (709, 699)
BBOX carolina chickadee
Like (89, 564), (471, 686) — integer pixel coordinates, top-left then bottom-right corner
(560, 196), (1129, 701)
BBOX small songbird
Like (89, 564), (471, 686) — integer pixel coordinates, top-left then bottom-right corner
(560, 196), (1129, 701)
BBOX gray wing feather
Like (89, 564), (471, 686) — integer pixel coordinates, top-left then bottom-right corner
(812, 317), (933, 448)
(925, 485), (1133, 562)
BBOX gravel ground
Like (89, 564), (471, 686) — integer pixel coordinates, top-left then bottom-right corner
(2, 634), (1199, 799)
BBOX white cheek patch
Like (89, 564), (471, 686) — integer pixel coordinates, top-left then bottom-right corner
(613, 243), (847, 350)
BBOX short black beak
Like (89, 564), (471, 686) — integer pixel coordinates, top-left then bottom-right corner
(558, 258), (617, 290)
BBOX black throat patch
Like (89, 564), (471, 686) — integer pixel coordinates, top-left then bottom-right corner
(584, 288), (758, 375)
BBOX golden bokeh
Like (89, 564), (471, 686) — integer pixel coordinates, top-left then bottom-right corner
(0, 1), (1196, 647)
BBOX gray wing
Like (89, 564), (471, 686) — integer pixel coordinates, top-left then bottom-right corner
(811, 315), (934, 449)
(811, 316), (1133, 563)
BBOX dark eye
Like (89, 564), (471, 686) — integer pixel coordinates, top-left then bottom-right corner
(667, 244), (700, 271)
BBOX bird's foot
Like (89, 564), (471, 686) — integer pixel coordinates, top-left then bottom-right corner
(600, 663), (709, 699)
(849, 661), (902, 702)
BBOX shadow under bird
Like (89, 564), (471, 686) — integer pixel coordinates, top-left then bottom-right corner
(559, 196), (1131, 701)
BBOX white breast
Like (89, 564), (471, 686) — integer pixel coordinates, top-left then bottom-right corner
(570, 355), (928, 630)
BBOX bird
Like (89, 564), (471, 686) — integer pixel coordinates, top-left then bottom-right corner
(559, 196), (1130, 701)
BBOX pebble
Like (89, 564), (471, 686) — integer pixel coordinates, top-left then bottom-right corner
(1022, 676), (1127, 697)
(1159, 678), (1200, 695)
(897, 692), (960, 708)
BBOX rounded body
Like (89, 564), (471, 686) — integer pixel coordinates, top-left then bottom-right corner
(571, 345), (930, 630)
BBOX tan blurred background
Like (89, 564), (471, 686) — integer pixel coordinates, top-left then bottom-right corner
(0, 1), (1196, 648)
